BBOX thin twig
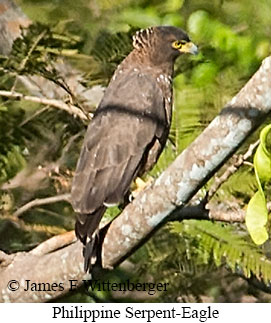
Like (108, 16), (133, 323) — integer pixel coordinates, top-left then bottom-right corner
(19, 105), (50, 127)
(208, 140), (260, 200)
(58, 131), (84, 165)
(14, 193), (71, 217)
(208, 200), (246, 222)
(0, 90), (89, 121)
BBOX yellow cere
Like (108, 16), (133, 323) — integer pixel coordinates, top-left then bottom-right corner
(172, 40), (187, 49)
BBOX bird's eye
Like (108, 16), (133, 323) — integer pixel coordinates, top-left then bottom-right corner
(172, 40), (187, 49)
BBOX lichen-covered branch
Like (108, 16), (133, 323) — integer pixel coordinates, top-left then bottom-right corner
(0, 241), (85, 302)
(30, 231), (76, 256)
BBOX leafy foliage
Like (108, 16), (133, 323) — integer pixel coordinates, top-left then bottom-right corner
(0, 22), (85, 94)
(84, 30), (133, 86)
(132, 221), (271, 302)
(0, 106), (26, 183)
(173, 220), (271, 283)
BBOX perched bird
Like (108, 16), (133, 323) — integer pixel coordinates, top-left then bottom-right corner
(71, 26), (198, 272)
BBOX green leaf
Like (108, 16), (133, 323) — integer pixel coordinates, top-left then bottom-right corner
(254, 124), (271, 184)
(246, 191), (268, 245)
(245, 125), (271, 245)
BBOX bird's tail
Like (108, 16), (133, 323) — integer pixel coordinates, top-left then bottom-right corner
(75, 206), (106, 273)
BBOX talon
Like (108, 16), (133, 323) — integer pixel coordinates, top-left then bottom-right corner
(132, 177), (153, 199)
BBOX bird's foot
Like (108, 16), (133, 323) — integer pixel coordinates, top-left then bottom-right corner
(131, 176), (153, 199)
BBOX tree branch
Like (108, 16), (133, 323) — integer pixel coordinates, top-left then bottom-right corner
(13, 193), (71, 217)
(171, 138), (260, 223)
(0, 200), (245, 302)
(30, 231), (76, 256)
(169, 200), (245, 223)
(207, 139), (260, 200)
(0, 90), (89, 121)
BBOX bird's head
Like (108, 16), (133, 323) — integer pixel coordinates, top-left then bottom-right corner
(132, 26), (198, 67)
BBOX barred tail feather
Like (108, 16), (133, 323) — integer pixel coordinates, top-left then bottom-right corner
(75, 206), (106, 272)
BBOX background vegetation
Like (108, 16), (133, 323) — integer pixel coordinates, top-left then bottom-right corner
(1, 0), (271, 302)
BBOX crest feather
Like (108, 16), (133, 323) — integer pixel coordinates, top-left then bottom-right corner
(132, 27), (154, 49)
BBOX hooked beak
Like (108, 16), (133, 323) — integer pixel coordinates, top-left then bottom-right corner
(179, 41), (198, 55)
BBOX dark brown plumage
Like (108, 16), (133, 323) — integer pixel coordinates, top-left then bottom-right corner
(71, 26), (197, 272)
